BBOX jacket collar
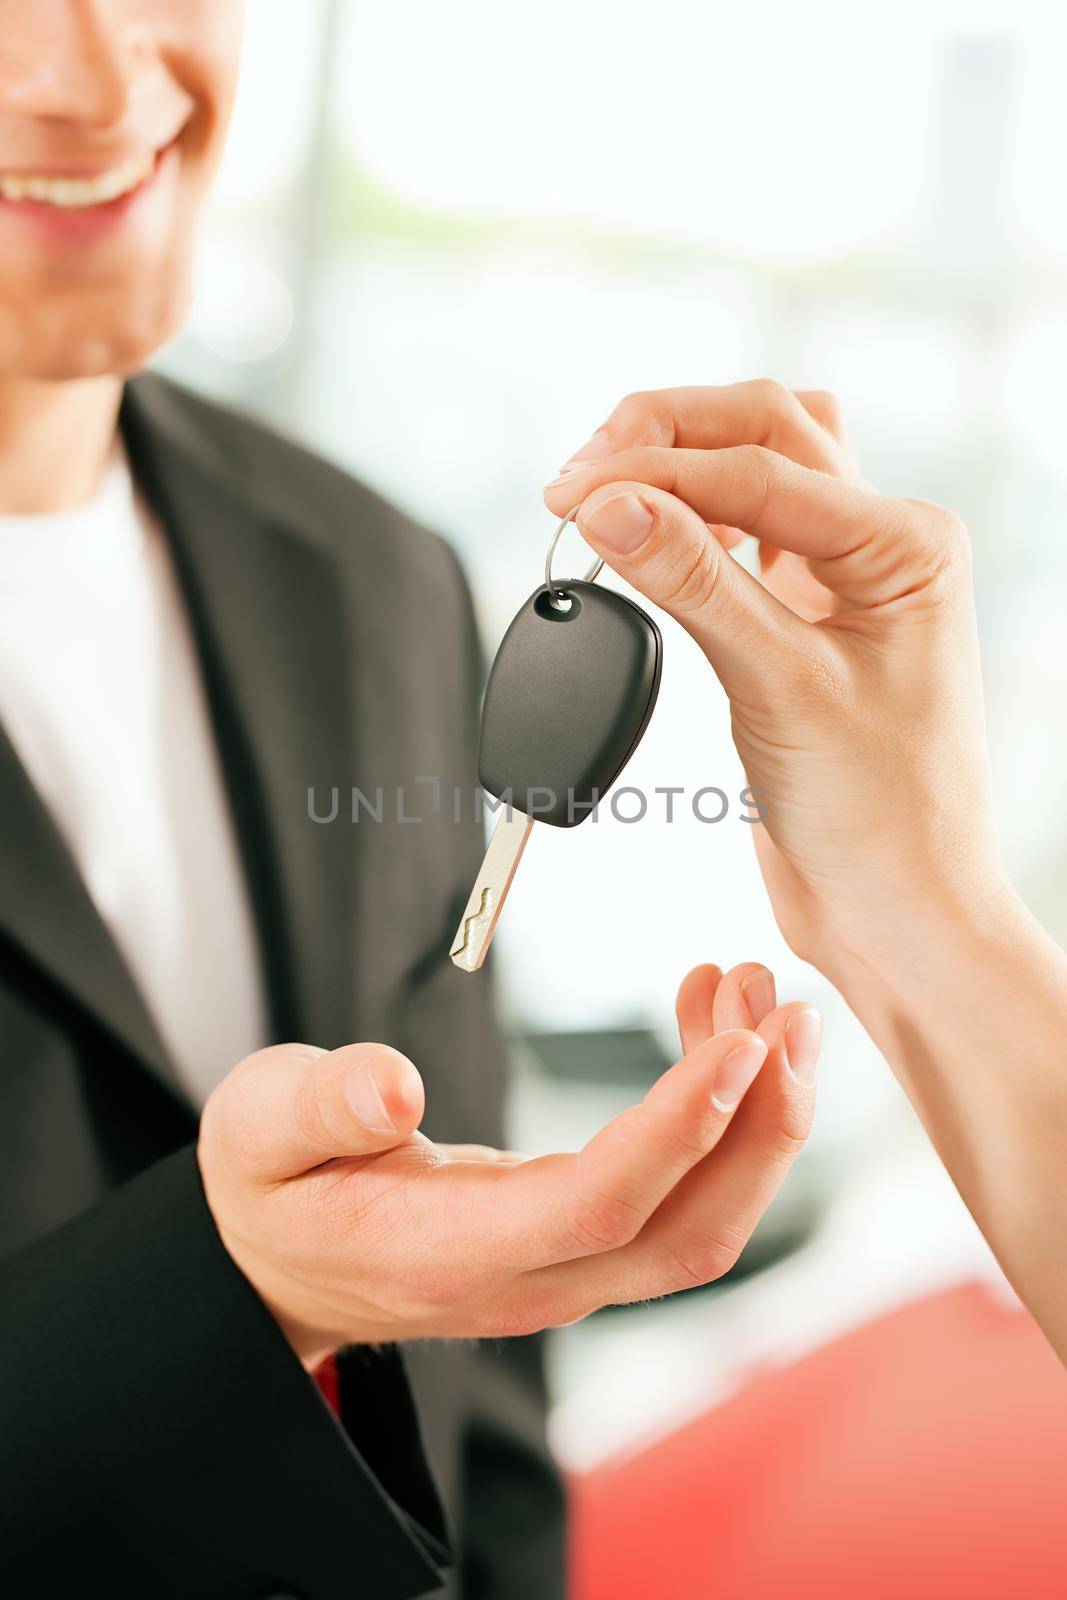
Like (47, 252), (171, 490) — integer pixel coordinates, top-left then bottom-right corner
(0, 375), (358, 1097)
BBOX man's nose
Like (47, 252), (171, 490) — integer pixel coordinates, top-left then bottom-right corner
(0, 0), (143, 131)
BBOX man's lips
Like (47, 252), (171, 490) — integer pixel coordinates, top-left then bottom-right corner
(0, 140), (176, 211)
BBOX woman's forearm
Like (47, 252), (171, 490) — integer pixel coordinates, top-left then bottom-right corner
(828, 881), (1067, 1359)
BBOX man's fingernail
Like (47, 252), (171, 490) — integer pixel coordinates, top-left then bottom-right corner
(741, 970), (776, 1026)
(580, 491), (654, 554)
(785, 1009), (822, 1087)
(711, 1037), (767, 1112)
(561, 428), (611, 470)
(345, 1059), (396, 1132)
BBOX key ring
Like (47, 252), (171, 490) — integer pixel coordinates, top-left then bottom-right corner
(545, 506), (605, 597)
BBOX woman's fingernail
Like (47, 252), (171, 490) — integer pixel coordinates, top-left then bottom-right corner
(345, 1059), (396, 1132)
(785, 1009), (822, 1087)
(581, 491), (654, 554)
(741, 969), (776, 1026)
(711, 1037), (767, 1112)
(561, 428), (611, 470)
(544, 464), (586, 489)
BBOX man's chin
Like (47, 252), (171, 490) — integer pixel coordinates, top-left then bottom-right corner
(1, 274), (191, 382)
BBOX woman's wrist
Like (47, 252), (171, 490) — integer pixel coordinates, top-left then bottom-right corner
(817, 870), (1027, 1033)
(809, 870), (1049, 1132)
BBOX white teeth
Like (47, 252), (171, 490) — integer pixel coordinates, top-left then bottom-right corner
(0, 152), (155, 209)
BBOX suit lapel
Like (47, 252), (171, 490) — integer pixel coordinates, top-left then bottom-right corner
(0, 721), (177, 1087)
(120, 379), (359, 1052)
(0, 376), (359, 1095)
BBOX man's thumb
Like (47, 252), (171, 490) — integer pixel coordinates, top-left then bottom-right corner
(214, 1041), (426, 1181)
(575, 480), (803, 687)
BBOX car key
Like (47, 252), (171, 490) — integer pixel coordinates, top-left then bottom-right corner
(450, 510), (663, 972)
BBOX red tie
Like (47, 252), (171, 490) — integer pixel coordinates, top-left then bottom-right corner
(314, 1353), (340, 1417)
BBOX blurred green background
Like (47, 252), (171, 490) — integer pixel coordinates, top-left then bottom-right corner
(162, 0), (1061, 1468)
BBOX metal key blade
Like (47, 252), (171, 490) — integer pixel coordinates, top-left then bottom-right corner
(450, 809), (534, 972)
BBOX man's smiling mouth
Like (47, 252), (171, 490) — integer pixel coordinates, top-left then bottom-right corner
(0, 150), (158, 210)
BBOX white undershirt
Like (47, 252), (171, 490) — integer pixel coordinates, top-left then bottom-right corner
(0, 444), (267, 1104)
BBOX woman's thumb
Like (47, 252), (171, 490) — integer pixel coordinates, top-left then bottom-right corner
(574, 480), (803, 688)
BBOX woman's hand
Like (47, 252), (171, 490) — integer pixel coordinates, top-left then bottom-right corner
(199, 961), (819, 1368)
(543, 383), (1067, 1367)
(543, 381), (1012, 985)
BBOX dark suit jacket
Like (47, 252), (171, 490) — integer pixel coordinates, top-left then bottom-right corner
(0, 376), (565, 1599)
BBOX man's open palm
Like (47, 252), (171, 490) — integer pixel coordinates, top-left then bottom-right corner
(199, 962), (820, 1368)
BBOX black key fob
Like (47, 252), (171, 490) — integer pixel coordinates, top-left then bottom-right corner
(478, 581), (663, 828)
